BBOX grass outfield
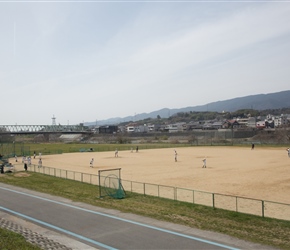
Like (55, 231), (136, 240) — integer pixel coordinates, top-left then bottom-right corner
(1, 172), (290, 249)
(2, 142), (189, 156)
(2, 142), (289, 158)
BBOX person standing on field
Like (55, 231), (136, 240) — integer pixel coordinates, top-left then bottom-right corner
(90, 158), (94, 168)
(115, 149), (118, 157)
(202, 158), (207, 168)
(174, 149), (177, 162)
(287, 148), (290, 158)
(27, 156), (31, 165)
(38, 159), (42, 168)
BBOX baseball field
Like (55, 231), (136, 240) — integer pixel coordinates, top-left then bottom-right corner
(26, 146), (290, 204)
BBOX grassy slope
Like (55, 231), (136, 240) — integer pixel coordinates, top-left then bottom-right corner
(0, 227), (41, 250)
(0, 172), (290, 249)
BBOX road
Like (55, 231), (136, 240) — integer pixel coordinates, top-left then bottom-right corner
(0, 183), (275, 250)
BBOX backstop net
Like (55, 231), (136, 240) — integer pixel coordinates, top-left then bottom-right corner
(98, 168), (125, 199)
(0, 143), (30, 158)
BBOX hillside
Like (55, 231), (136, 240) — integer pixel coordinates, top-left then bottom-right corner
(86, 90), (290, 125)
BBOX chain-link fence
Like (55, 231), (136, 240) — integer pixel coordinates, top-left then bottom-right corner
(12, 163), (290, 221)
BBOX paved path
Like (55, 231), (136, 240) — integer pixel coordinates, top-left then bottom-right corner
(0, 183), (276, 250)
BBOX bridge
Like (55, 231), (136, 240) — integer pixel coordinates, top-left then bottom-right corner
(0, 124), (91, 135)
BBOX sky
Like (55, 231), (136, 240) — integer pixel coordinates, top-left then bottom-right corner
(1, 0), (290, 125)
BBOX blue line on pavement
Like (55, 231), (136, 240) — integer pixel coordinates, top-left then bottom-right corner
(0, 186), (240, 250)
(0, 205), (117, 250)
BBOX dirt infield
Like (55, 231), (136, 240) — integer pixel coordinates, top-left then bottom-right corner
(22, 146), (290, 204)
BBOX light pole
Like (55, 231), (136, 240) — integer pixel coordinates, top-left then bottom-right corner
(231, 125), (234, 146)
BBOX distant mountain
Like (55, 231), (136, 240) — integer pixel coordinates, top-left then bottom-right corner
(85, 90), (290, 126)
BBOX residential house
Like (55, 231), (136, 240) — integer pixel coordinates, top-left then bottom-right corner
(164, 123), (186, 133)
(274, 115), (289, 127)
(223, 120), (240, 129)
(187, 121), (203, 130)
(126, 123), (138, 132)
(211, 121), (223, 129)
(99, 125), (118, 134)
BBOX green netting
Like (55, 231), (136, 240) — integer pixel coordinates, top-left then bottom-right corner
(98, 168), (126, 199)
(0, 143), (30, 158)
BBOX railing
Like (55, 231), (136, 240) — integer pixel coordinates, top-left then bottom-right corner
(14, 164), (290, 222)
(0, 124), (86, 133)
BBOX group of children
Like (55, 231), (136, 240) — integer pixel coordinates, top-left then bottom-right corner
(89, 147), (141, 168)
(13, 145), (290, 172)
(15, 151), (43, 170)
(89, 148), (208, 169)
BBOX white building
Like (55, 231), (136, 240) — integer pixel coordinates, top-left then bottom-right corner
(165, 123), (186, 133)
(274, 116), (289, 127)
(247, 117), (256, 128)
(236, 118), (249, 127)
(126, 126), (135, 132)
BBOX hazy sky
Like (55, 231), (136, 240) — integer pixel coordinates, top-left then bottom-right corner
(1, 1), (290, 125)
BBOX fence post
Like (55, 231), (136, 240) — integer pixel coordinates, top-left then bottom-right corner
(81, 173), (83, 182)
(144, 183), (146, 195)
(212, 193), (215, 208)
(193, 190), (195, 204)
(262, 200), (265, 218)
(236, 197), (238, 212)
(174, 187), (177, 201)
(98, 172), (101, 198)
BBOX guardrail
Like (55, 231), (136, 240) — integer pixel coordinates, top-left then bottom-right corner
(14, 163), (290, 222)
